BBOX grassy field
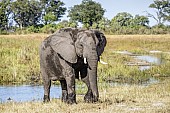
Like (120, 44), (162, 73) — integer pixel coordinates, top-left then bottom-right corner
(0, 34), (47, 84)
(0, 34), (170, 112)
(1, 34), (170, 84)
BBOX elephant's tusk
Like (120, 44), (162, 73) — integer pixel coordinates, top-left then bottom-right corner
(84, 58), (87, 64)
(99, 59), (108, 65)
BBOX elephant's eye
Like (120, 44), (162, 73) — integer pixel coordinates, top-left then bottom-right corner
(79, 43), (83, 47)
(76, 43), (83, 49)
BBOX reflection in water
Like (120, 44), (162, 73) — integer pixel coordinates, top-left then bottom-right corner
(0, 85), (61, 103)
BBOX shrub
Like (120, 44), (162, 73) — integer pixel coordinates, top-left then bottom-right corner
(40, 24), (56, 34)
(26, 26), (40, 33)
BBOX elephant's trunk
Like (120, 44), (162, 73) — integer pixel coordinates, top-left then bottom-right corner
(86, 52), (99, 100)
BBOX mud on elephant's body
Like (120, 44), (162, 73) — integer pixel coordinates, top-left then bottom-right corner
(40, 28), (107, 104)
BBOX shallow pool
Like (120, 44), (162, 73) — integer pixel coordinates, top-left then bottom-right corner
(134, 55), (163, 70)
(0, 85), (61, 103)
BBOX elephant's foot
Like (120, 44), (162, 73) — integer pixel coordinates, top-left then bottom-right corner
(61, 90), (68, 102)
(43, 95), (50, 103)
(84, 91), (92, 103)
(91, 95), (98, 103)
(67, 93), (77, 104)
(84, 91), (98, 103)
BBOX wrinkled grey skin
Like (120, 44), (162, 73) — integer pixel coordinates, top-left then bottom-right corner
(40, 28), (107, 104)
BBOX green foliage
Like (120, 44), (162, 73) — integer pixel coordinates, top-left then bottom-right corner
(111, 12), (149, 28)
(0, 0), (10, 31)
(2, 0), (66, 31)
(55, 20), (78, 29)
(0, 29), (8, 35)
(109, 12), (151, 34)
(10, 0), (42, 29)
(148, 0), (170, 25)
(0, 0), (170, 34)
(41, 0), (66, 25)
(26, 26), (40, 33)
(43, 12), (57, 24)
(92, 17), (111, 31)
(40, 24), (56, 34)
(133, 15), (149, 27)
(111, 12), (133, 27)
(68, 0), (105, 28)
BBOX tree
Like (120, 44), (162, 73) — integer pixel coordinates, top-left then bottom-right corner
(111, 12), (133, 27)
(55, 20), (78, 29)
(133, 15), (149, 27)
(10, 0), (42, 29)
(40, 0), (66, 25)
(92, 17), (110, 31)
(68, 0), (105, 28)
(148, 0), (170, 25)
(0, 0), (11, 31)
(163, 0), (170, 21)
(27, 0), (42, 27)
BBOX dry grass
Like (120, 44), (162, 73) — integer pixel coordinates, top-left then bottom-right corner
(0, 79), (170, 113)
(105, 34), (170, 53)
(0, 33), (48, 39)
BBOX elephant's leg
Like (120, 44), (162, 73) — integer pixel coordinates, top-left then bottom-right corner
(80, 66), (93, 102)
(65, 70), (76, 104)
(43, 79), (51, 102)
(60, 80), (68, 102)
(82, 75), (93, 102)
(59, 58), (76, 104)
(40, 65), (51, 102)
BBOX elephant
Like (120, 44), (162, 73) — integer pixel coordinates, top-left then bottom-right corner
(39, 28), (107, 104)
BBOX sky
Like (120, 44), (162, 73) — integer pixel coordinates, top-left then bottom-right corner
(61, 0), (158, 26)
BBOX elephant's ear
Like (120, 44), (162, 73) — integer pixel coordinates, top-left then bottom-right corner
(50, 31), (77, 63)
(93, 30), (107, 56)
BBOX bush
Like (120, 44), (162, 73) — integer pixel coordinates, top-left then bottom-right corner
(26, 26), (40, 33)
(0, 30), (9, 35)
(40, 24), (56, 34)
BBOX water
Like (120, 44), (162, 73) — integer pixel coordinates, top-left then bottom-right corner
(0, 79), (160, 103)
(114, 51), (163, 71)
(0, 85), (61, 103)
(134, 55), (162, 65)
(134, 55), (163, 70)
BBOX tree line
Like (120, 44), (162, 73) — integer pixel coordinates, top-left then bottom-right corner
(0, 0), (170, 34)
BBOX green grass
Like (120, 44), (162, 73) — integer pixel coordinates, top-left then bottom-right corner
(0, 34), (47, 84)
(98, 35), (170, 83)
(0, 34), (170, 84)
